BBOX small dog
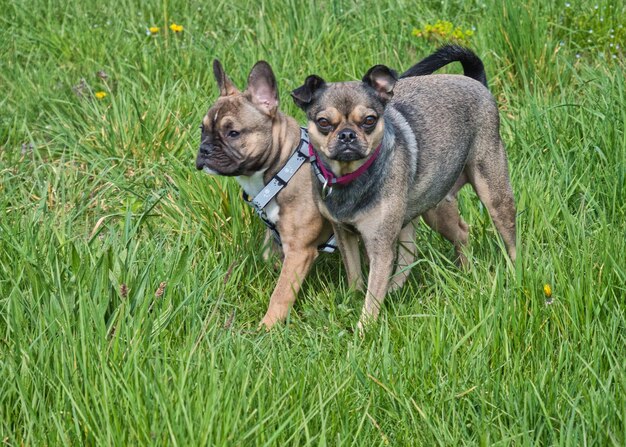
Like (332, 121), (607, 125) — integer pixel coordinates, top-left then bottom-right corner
(196, 47), (496, 328)
(292, 46), (516, 330)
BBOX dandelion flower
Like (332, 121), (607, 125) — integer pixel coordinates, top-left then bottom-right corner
(149, 26), (160, 34)
(170, 23), (183, 33)
(543, 284), (552, 298)
(95, 91), (107, 100)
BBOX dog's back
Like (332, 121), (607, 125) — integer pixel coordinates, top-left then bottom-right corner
(386, 74), (503, 217)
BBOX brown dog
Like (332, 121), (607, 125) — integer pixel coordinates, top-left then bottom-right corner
(196, 50), (495, 328)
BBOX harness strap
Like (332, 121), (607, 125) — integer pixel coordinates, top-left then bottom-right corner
(251, 127), (310, 210)
(242, 128), (337, 254)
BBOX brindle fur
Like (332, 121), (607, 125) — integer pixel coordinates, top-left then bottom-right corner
(292, 56), (517, 330)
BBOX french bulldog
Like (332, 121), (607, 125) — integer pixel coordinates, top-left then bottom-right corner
(196, 46), (496, 328)
(291, 46), (516, 331)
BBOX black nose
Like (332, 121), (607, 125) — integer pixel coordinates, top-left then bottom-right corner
(199, 143), (212, 156)
(337, 129), (356, 143)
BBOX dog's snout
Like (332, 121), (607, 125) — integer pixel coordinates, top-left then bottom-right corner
(196, 144), (213, 170)
(199, 143), (212, 156)
(337, 128), (357, 143)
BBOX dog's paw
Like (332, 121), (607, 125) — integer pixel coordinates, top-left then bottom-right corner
(258, 313), (280, 331)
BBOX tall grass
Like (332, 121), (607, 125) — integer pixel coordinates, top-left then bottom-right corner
(1, 0), (625, 444)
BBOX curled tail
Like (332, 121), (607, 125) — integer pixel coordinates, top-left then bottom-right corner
(400, 44), (488, 88)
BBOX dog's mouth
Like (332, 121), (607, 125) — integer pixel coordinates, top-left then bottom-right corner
(334, 149), (366, 162)
(329, 143), (368, 162)
(196, 155), (245, 177)
(196, 145), (242, 176)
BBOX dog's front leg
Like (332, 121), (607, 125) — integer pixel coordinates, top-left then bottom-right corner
(357, 225), (400, 331)
(333, 223), (363, 292)
(259, 246), (318, 329)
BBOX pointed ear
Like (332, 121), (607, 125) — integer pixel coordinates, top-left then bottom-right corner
(362, 65), (397, 102)
(246, 61), (279, 116)
(213, 59), (239, 96)
(291, 75), (326, 110)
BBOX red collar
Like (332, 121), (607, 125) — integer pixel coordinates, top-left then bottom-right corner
(308, 143), (382, 186)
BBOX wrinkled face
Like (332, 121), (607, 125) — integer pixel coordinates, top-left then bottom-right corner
(291, 65), (396, 165)
(196, 95), (273, 176)
(195, 59), (279, 176)
(306, 83), (386, 162)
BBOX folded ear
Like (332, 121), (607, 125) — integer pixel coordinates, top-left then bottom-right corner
(291, 75), (326, 110)
(246, 61), (278, 116)
(213, 59), (240, 96)
(362, 65), (397, 102)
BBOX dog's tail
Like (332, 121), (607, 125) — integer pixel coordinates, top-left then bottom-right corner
(400, 44), (488, 88)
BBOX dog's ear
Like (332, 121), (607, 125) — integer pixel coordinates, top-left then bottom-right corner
(362, 65), (397, 102)
(291, 75), (326, 110)
(213, 59), (240, 96)
(247, 61), (279, 117)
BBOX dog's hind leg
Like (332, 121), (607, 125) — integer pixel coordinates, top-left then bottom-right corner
(466, 140), (517, 262)
(422, 195), (470, 268)
(389, 218), (419, 292)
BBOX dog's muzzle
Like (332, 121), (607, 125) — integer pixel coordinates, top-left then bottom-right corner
(333, 129), (366, 161)
(335, 147), (366, 161)
(333, 142), (367, 162)
(195, 144), (212, 170)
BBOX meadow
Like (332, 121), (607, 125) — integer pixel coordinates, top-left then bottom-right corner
(1, 0), (625, 444)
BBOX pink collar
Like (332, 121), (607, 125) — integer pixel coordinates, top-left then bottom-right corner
(308, 143), (382, 186)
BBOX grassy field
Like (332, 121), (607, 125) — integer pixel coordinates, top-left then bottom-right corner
(1, 0), (625, 444)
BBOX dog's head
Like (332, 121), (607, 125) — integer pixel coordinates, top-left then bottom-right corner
(291, 66), (397, 167)
(196, 60), (279, 176)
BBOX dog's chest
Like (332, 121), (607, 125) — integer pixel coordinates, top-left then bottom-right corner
(236, 171), (280, 224)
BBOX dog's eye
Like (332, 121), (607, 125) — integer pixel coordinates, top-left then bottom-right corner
(317, 118), (331, 129)
(362, 116), (377, 128)
(227, 130), (240, 139)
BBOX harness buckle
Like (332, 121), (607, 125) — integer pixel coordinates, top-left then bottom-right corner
(321, 179), (333, 200)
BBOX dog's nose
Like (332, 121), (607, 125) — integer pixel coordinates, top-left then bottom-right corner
(199, 143), (212, 156)
(337, 129), (357, 143)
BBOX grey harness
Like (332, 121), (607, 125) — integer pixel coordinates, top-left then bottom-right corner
(243, 128), (337, 253)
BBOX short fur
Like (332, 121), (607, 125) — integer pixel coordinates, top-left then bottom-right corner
(292, 49), (517, 330)
(197, 48), (503, 328)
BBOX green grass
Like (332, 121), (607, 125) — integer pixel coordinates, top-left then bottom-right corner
(1, 0), (625, 444)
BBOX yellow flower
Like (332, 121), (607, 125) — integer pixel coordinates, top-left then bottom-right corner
(543, 284), (552, 298)
(169, 23), (183, 33)
(95, 91), (107, 100)
(149, 26), (160, 34)
(412, 20), (473, 43)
